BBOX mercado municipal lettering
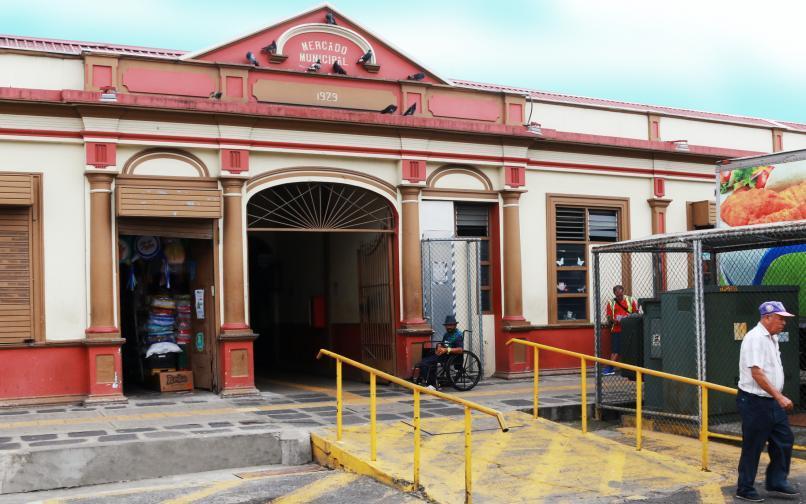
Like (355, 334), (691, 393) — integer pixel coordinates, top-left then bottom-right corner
(0, 4), (802, 406)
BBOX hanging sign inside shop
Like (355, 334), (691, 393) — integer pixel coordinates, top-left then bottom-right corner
(195, 332), (204, 352)
(194, 289), (205, 319)
(135, 236), (161, 260)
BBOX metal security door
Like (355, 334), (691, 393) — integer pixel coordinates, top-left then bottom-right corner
(421, 238), (483, 362)
(358, 234), (395, 374)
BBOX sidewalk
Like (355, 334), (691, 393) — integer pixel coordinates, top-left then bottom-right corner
(0, 373), (592, 495)
(0, 373), (591, 452)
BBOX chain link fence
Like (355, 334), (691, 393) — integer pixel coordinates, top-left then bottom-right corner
(421, 238), (484, 365)
(593, 222), (806, 439)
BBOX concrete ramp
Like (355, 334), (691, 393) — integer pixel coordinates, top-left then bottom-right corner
(313, 411), (722, 503)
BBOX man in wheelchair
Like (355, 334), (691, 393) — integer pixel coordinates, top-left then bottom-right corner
(411, 315), (464, 390)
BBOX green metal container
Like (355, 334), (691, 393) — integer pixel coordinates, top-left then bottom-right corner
(640, 299), (664, 411)
(659, 286), (800, 417)
(619, 314), (643, 380)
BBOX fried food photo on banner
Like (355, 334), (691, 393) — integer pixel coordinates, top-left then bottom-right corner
(720, 164), (806, 226)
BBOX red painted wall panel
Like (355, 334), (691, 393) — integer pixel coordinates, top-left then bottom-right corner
(0, 346), (88, 400)
(122, 68), (216, 97)
(92, 65), (113, 88)
(507, 327), (612, 371)
(226, 76), (244, 98)
(428, 93), (500, 122)
(508, 103), (523, 124)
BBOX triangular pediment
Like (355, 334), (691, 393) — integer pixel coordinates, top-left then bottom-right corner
(183, 4), (448, 84)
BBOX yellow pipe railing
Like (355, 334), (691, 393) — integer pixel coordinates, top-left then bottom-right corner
(316, 349), (509, 503)
(506, 338), (806, 471)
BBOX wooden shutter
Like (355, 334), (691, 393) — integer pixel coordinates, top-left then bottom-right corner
(0, 207), (34, 343)
(117, 217), (214, 240)
(116, 179), (222, 219)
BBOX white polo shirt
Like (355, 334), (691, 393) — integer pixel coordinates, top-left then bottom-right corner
(738, 322), (785, 397)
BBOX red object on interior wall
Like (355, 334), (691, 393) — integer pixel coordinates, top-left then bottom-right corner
(402, 159), (426, 182)
(221, 149), (249, 173)
(653, 177), (666, 198)
(85, 142), (117, 168)
(505, 166), (525, 187)
(92, 65), (113, 88)
(311, 295), (327, 329)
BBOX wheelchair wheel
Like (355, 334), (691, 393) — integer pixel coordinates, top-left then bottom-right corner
(447, 351), (482, 391)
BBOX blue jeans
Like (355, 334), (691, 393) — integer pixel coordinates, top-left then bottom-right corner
(736, 389), (794, 493)
(415, 354), (448, 387)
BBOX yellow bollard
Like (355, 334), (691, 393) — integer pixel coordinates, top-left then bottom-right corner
(370, 373), (377, 461)
(533, 348), (539, 420)
(465, 407), (472, 504)
(581, 357), (587, 434)
(413, 388), (421, 490)
(336, 359), (343, 441)
(701, 386), (709, 471)
(636, 370), (642, 451)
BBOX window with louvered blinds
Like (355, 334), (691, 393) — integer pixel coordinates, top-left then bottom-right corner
(0, 174), (41, 344)
(548, 196), (628, 325)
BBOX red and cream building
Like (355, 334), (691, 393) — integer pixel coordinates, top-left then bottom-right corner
(1, 5), (804, 405)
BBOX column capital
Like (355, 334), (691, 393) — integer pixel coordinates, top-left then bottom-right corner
(500, 189), (525, 205)
(647, 198), (672, 210)
(220, 177), (246, 191)
(399, 184), (422, 198)
(86, 172), (116, 189)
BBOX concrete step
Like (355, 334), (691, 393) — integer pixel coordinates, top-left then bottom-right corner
(0, 427), (311, 495)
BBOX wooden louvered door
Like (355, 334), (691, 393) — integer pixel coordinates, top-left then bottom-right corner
(0, 207), (34, 343)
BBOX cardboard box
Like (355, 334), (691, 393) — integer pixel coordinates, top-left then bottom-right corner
(152, 370), (194, 392)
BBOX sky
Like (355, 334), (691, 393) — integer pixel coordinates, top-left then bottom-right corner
(2, 0), (805, 123)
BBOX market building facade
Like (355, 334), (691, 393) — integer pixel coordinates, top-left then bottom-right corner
(1, 4), (804, 405)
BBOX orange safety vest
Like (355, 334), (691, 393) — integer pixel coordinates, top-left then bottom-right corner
(607, 295), (636, 315)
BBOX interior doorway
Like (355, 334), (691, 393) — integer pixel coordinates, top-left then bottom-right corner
(118, 219), (218, 394)
(246, 182), (397, 381)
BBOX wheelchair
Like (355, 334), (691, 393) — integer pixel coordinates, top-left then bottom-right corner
(417, 330), (483, 391)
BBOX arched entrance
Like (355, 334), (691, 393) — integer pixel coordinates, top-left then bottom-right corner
(246, 180), (398, 379)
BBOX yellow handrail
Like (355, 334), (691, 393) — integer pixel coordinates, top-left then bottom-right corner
(316, 349), (508, 503)
(506, 338), (806, 471)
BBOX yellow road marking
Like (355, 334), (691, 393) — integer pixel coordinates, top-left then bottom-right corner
(598, 447), (626, 496)
(697, 483), (726, 503)
(161, 479), (244, 504)
(271, 471), (359, 503)
(0, 383), (582, 430)
(32, 467), (328, 503)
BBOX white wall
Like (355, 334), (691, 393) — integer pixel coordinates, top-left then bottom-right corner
(420, 200), (453, 238)
(0, 141), (87, 341)
(529, 102), (649, 140)
(661, 117), (771, 152)
(783, 132), (806, 151)
(0, 54), (84, 90)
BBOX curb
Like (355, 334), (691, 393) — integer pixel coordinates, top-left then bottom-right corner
(0, 430), (311, 494)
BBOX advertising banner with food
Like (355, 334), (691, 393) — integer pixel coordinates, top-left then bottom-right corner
(716, 149), (806, 316)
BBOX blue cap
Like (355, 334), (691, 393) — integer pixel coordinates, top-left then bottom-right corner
(759, 301), (795, 317)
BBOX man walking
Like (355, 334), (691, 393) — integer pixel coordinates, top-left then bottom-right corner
(736, 301), (798, 502)
(603, 285), (639, 375)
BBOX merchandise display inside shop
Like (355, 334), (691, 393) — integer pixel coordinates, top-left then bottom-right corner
(118, 235), (215, 393)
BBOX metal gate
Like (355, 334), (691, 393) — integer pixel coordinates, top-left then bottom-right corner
(358, 234), (395, 375)
(421, 238), (483, 362)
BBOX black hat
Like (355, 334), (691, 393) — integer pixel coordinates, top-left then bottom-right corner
(443, 314), (457, 325)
